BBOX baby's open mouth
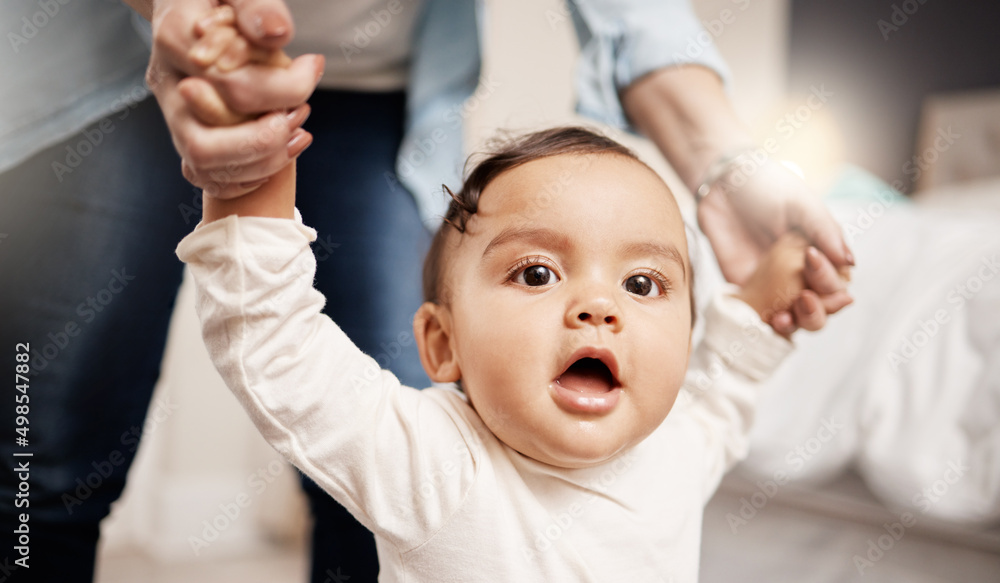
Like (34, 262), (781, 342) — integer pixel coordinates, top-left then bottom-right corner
(556, 358), (616, 394)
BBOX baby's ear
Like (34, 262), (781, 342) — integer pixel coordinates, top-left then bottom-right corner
(413, 302), (461, 383)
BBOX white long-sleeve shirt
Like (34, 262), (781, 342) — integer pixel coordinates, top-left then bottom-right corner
(176, 213), (792, 582)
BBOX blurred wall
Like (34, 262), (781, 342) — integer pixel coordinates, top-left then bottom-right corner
(788, 0), (1000, 191)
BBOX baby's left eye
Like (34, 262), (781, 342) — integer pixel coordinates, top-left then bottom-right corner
(623, 274), (661, 297)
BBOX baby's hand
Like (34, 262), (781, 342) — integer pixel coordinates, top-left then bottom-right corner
(735, 232), (850, 337)
(180, 4), (294, 127)
(188, 5), (292, 73)
(175, 3), (311, 201)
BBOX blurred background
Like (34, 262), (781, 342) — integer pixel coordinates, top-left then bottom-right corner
(92, 0), (1000, 580)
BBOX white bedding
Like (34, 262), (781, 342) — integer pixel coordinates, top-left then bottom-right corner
(713, 174), (1000, 524)
(696, 173), (1000, 581)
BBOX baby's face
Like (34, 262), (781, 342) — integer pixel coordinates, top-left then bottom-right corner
(442, 153), (692, 468)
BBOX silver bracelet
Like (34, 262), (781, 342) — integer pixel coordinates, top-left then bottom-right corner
(694, 146), (758, 203)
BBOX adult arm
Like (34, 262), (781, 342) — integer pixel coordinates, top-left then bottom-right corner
(620, 66), (851, 277)
(622, 67), (853, 331)
(567, 0), (852, 332)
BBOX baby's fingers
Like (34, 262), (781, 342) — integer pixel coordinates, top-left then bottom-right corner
(207, 53), (323, 114)
(190, 31), (290, 73)
(215, 34), (253, 72)
(217, 39), (293, 72)
(247, 45), (293, 68)
(792, 290), (827, 332)
(178, 77), (250, 126)
(770, 311), (798, 338)
(773, 289), (852, 337)
(189, 19), (238, 68)
(194, 5), (236, 37)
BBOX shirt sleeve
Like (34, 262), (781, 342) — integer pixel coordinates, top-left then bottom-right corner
(567, 0), (731, 131)
(679, 286), (793, 501)
(175, 213), (480, 551)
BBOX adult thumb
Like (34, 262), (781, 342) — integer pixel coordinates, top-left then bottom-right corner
(227, 0), (294, 49)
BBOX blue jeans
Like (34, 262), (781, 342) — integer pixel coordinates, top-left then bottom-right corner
(0, 90), (428, 582)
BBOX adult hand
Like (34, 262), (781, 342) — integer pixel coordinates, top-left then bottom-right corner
(143, 0), (323, 198)
(621, 66), (854, 334)
(698, 158), (853, 334)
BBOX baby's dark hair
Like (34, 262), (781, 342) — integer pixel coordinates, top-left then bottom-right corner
(424, 127), (638, 302)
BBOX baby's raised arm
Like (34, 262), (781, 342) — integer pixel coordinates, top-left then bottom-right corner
(174, 10), (482, 548)
(174, 22), (481, 552)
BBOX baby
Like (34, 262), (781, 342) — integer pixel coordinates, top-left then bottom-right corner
(177, 11), (816, 581)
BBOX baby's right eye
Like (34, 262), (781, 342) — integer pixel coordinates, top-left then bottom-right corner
(514, 265), (559, 287)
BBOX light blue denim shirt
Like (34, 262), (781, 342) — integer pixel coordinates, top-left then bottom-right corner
(401, 0), (730, 228)
(0, 1), (151, 178)
(2, 0), (728, 229)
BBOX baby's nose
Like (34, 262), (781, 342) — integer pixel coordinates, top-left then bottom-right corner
(566, 292), (623, 332)
(577, 310), (617, 326)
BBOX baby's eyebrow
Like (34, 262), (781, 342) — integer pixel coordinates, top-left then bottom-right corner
(481, 227), (570, 260)
(618, 241), (687, 283)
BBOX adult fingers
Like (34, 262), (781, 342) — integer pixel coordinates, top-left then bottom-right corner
(145, 4), (306, 195)
(178, 77), (251, 126)
(163, 64), (309, 179)
(792, 290), (828, 332)
(180, 106), (311, 173)
(181, 118), (312, 193)
(188, 129), (312, 198)
(208, 53), (323, 114)
(792, 197), (855, 269)
(803, 246), (849, 295)
(226, 0), (295, 49)
(182, 160), (278, 198)
(818, 289), (854, 315)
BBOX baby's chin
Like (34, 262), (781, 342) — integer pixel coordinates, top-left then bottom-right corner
(497, 420), (656, 470)
(465, 381), (677, 469)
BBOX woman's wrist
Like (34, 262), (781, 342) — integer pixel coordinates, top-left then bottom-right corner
(693, 146), (760, 203)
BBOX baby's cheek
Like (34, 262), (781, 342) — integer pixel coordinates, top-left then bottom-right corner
(636, 348), (685, 409)
(624, 384), (678, 449)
